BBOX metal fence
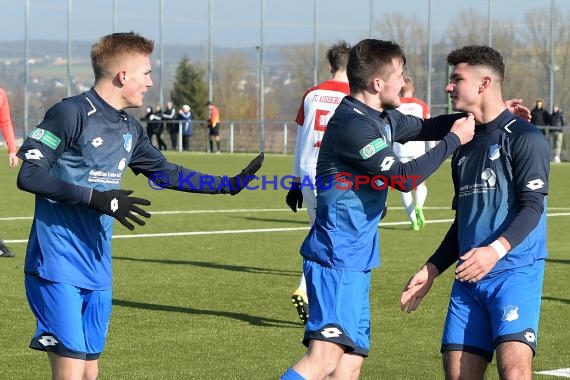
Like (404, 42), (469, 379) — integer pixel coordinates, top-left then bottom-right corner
(145, 119), (296, 154)
(150, 121), (570, 162)
(6, 119), (570, 161)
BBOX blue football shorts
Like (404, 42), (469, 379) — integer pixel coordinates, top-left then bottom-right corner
(441, 260), (545, 361)
(302, 260), (371, 357)
(25, 274), (112, 360)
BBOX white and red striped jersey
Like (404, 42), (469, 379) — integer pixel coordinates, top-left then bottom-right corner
(394, 96), (431, 159)
(292, 79), (350, 182)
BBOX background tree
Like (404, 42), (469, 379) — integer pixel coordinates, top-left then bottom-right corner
(522, 5), (570, 111)
(444, 9), (527, 105)
(170, 56), (208, 120)
(213, 51), (278, 121)
(279, 43), (334, 120)
(376, 13), (429, 100)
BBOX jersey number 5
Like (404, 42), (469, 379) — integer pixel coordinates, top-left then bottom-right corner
(313, 109), (331, 147)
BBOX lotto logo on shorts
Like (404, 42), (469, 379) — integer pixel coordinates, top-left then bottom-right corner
(321, 327), (343, 338)
(38, 335), (59, 347)
(524, 331), (536, 343)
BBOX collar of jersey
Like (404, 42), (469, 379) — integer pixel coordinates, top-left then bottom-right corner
(87, 88), (128, 123)
(475, 108), (512, 134)
(343, 96), (383, 120)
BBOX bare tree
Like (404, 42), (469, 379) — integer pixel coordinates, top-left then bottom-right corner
(444, 9), (490, 47)
(518, 5), (570, 112)
(376, 12), (429, 100)
(213, 51), (257, 121)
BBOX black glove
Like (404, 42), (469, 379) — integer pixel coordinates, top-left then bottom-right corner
(229, 152), (264, 195)
(88, 189), (151, 231)
(286, 182), (303, 212)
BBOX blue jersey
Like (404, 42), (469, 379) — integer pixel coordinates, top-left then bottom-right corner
(451, 109), (549, 272)
(18, 89), (168, 290)
(300, 96), (463, 271)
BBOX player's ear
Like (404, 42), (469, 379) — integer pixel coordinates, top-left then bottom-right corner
(372, 77), (384, 93)
(479, 76), (492, 92)
(118, 70), (128, 85)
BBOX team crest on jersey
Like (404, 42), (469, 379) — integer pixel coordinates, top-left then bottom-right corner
(488, 144), (501, 161)
(123, 133), (132, 152)
(502, 305), (519, 322)
(359, 138), (388, 159)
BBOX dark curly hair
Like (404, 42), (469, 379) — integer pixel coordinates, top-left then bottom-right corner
(446, 45), (505, 82)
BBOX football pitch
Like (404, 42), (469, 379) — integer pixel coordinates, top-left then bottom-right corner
(0, 152), (568, 379)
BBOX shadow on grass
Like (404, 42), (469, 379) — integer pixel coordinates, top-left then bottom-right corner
(112, 298), (301, 328)
(542, 296), (570, 305)
(379, 225), (410, 231)
(546, 258), (570, 265)
(113, 255), (300, 277)
(231, 215), (309, 225)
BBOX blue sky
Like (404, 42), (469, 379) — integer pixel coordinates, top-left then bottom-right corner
(1, 0), (568, 48)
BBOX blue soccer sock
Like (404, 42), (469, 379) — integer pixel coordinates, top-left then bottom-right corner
(280, 368), (305, 380)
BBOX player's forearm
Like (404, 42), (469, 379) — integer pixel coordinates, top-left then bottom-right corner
(17, 161), (91, 205)
(388, 133), (460, 192)
(413, 113), (465, 141)
(497, 191), (544, 252)
(146, 164), (239, 194)
(0, 120), (17, 153)
(427, 219), (459, 274)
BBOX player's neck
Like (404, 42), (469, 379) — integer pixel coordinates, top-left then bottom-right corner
(93, 82), (125, 111)
(331, 70), (348, 83)
(475, 98), (508, 124)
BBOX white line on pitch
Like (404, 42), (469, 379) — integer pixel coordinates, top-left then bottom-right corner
(2, 207), (570, 222)
(4, 213), (569, 244)
(535, 368), (570, 378)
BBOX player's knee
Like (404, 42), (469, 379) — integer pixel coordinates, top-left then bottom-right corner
(83, 361), (99, 380)
(497, 362), (531, 380)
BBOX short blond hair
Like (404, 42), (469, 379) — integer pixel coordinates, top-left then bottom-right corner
(90, 32), (154, 82)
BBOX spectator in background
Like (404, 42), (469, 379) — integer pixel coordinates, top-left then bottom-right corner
(142, 106), (155, 139)
(207, 101), (221, 154)
(162, 100), (177, 150)
(530, 98), (550, 135)
(149, 104), (167, 150)
(178, 104), (193, 151)
(550, 105), (564, 163)
(394, 76), (431, 231)
(0, 87), (19, 258)
(141, 105), (166, 150)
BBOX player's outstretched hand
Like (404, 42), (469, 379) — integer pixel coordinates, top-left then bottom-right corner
(88, 189), (151, 231)
(450, 113), (475, 145)
(286, 182), (303, 212)
(400, 263), (437, 313)
(229, 152), (265, 195)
